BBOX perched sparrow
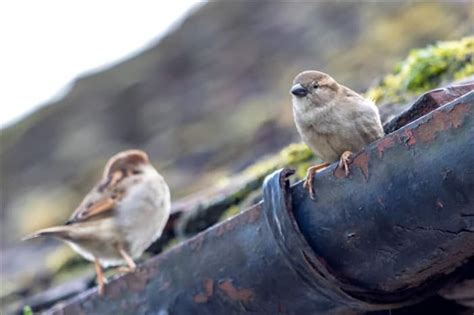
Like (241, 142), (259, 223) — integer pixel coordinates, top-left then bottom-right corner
(290, 70), (384, 198)
(24, 150), (171, 295)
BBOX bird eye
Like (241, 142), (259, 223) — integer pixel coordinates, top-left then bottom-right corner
(312, 83), (319, 89)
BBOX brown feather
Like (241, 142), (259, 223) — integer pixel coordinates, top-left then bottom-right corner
(22, 225), (72, 240)
(68, 197), (116, 224)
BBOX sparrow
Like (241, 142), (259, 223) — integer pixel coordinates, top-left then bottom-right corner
(24, 150), (171, 295)
(290, 70), (384, 199)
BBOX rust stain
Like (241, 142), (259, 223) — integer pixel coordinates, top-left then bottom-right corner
(353, 153), (369, 182)
(103, 269), (150, 299)
(245, 206), (261, 223)
(190, 234), (205, 251)
(193, 278), (214, 303)
(411, 103), (469, 144)
(333, 164), (347, 179)
(215, 222), (234, 236)
(333, 152), (369, 181)
(218, 279), (253, 302)
(403, 129), (416, 146)
(126, 270), (149, 292)
(449, 103), (470, 127)
(376, 135), (397, 158)
(215, 224), (226, 236)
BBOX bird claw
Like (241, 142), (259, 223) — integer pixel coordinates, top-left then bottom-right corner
(98, 283), (105, 296)
(303, 162), (330, 200)
(117, 266), (136, 274)
(303, 175), (316, 200)
(338, 151), (354, 177)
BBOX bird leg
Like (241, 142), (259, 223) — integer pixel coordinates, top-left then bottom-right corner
(338, 151), (354, 177)
(303, 162), (330, 199)
(117, 244), (137, 273)
(94, 258), (106, 296)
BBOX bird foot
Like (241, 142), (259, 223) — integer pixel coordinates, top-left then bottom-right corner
(303, 162), (330, 199)
(338, 151), (354, 177)
(94, 258), (107, 296)
(98, 282), (105, 296)
(117, 266), (136, 274)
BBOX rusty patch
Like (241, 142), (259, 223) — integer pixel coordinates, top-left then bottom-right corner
(410, 103), (470, 145)
(215, 221), (233, 236)
(376, 136), (397, 158)
(334, 164), (347, 179)
(126, 270), (149, 293)
(218, 279), (253, 302)
(448, 103), (471, 128)
(245, 206), (261, 223)
(403, 129), (416, 146)
(193, 278), (214, 303)
(104, 273), (133, 299)
(103, 269), (150, 298)
(190, 234), (205, 251)
(333, 152), (369, 181)
(353, 153), (369, 181)
(383, 83), (473, 133)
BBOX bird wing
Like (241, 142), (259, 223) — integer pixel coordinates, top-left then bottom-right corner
(347, 100), (385, 145)
(66, 169), (126, 224)
(67, 195), (116, 224)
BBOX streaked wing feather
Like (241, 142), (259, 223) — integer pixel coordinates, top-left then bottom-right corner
(68, 197), (116, 224)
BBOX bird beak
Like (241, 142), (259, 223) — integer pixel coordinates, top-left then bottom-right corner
(290, 84), (307, 97)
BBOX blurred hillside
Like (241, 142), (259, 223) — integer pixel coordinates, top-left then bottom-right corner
(1, 1), (473, 248)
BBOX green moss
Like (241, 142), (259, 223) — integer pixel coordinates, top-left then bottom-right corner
(367, 37), (474, 104)
(243, 143), (315, 179)
(23, 306), (33, 315)
(162, 238), (179, 251)
(214, 143), (317, 223)
(454, 62), (474, 80)
(219, 205), (241, 221)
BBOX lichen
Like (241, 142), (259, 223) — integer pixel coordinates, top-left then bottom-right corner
(161, 238), (179, 251)
(219, 205), (241, 221)
(23, 306), (33, 315)
(367, 36), (474, 105)
(243, 142), (315, 179)
(218, 143), (317, 221)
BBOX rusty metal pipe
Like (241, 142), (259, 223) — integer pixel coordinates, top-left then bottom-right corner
(292, 91), (474, 302)
(46, 93), (473, 314)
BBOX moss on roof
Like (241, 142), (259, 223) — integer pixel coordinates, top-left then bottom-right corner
(367, 36), (474, 105)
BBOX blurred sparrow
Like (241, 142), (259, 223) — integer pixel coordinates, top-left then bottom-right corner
(290, 70), (384, 199)
(24, 150), (171, 295)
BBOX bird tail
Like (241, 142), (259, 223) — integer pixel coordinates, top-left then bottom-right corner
(22, 225), (72, 241)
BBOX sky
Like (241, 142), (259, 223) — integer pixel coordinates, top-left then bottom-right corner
(0, 1), (203, 128)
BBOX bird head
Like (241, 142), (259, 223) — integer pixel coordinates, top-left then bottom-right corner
(103, 149), (150, 179)
(290, 70), (340, 111)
